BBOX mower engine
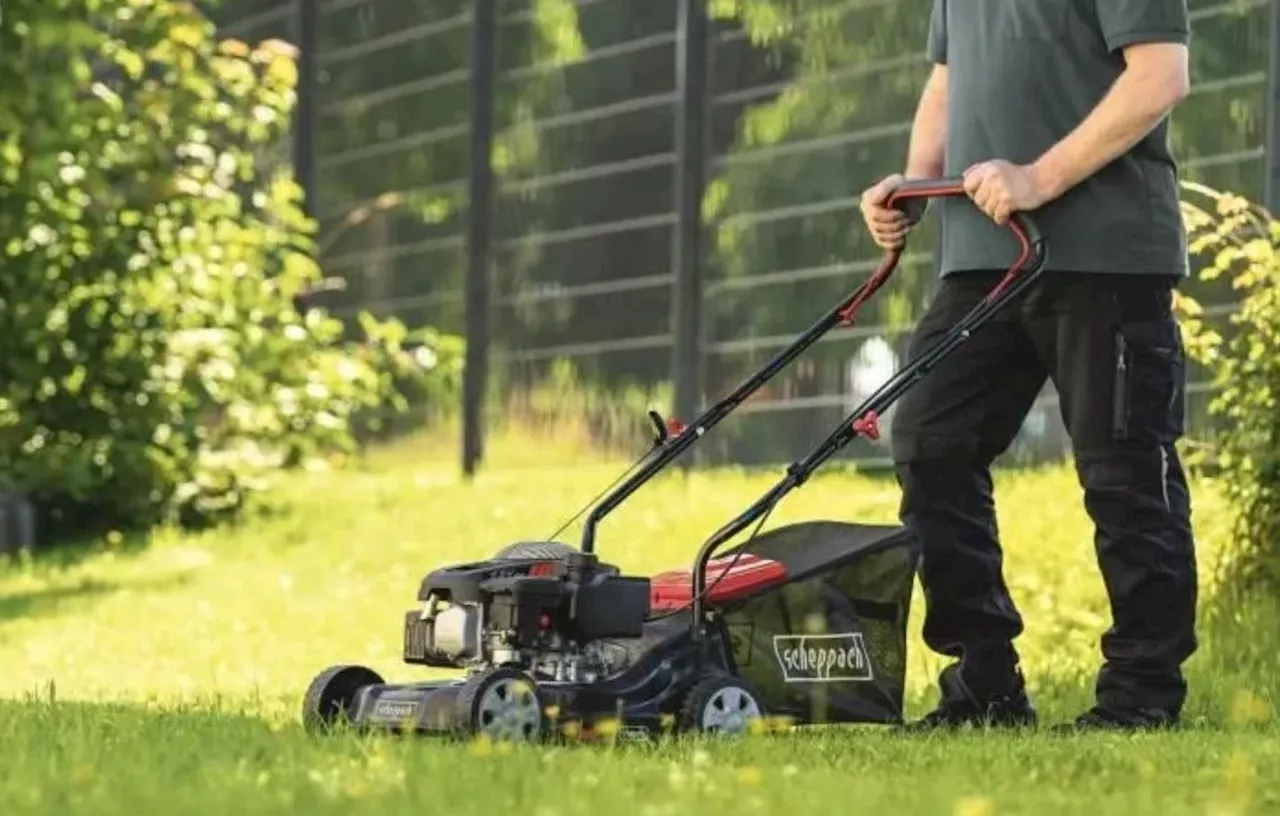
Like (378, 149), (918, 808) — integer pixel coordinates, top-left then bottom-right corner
(402, 547), (652, 683)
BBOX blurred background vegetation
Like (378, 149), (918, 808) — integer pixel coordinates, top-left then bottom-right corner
(206, 0), (1268, 466)
(0, 0), (1277, 594)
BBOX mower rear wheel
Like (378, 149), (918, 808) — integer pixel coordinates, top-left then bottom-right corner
(679, 672), (766, 736)
(302, 664), (384, 733)
(455, 667), (548, 742)
(493, 541), (577, 560)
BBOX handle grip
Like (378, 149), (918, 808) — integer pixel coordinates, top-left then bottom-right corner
(886, 176), (1043, 248)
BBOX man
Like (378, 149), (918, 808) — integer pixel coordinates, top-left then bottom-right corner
(859, 0), (1197, 731)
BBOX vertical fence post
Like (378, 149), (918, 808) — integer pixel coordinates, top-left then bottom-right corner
(293, 0), (318, 218)
(1267, 0), (1280, 212)
(671, 0), (710, 465)
(463, 0), (498, 479)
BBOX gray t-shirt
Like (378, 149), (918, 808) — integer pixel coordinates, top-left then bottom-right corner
(927, 0), (1190, 277)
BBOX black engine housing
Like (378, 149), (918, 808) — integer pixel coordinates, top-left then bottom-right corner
(403, 548), (650, 667)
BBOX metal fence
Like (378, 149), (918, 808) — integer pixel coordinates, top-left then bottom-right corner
(210, 0), (1278, 474)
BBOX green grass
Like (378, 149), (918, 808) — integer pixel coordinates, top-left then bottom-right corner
(1, 428), (1277, 816)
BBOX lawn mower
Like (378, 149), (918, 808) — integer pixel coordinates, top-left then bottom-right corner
(301, 178), (1048, 742)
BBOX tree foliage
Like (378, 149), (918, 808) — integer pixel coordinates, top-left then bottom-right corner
(0, 0), (451, 538)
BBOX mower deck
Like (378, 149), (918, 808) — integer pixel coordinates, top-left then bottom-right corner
(308, 615), (711, 740)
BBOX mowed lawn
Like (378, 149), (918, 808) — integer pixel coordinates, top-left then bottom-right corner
(1, 428), (1277, 816)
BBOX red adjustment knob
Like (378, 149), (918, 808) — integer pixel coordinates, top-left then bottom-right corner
(666, 417), (686, 436)
(852, 410), (881, 440)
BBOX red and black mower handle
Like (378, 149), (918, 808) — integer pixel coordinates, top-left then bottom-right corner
(576, 176), (1046, 557)
(684, 180), (1048, 643)
(888, 176), (1043, 265)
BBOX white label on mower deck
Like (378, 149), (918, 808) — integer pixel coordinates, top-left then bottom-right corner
(372, 700), (417, 721)
(772, 633), (874, 683)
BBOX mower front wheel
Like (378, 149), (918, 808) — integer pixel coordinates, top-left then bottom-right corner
(302, 664), (384, 734)
(679, 672), (766, 737)
(454, 667), (548, 743)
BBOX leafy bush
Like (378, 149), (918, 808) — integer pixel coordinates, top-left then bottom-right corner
(1176, 182), (1280, 595)
(350, 313), (466, 443)
(0, 0), (440, 538)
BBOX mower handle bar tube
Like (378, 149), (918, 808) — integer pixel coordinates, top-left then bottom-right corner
(576, 184), (963, 555)
(688, 179), (1049, 644)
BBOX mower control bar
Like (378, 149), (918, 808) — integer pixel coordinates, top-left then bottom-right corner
(887, 177), (1043, 249)
(688, 178), (1049, 642)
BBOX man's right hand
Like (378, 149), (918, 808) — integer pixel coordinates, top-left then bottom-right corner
(859, 173), (911, 250)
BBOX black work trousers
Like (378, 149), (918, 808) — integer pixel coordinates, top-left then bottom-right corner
(889, 269), (1198, 715)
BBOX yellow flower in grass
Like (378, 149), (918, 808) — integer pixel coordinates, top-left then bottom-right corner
(953, 795), (996, 816)
(750, 714), (796, 734)
(1223, 752), (1256, 803)
(668, 764), (687, 790)
(594, 718), (620, 738)
(469, 733), (493, 758)
(1229, 689), (1272, 726)
(737, 766), (762, 787)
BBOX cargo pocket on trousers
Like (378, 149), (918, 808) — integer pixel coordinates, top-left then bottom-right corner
(1111, 320), (1186, 445)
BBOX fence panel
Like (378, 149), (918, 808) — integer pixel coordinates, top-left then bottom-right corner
(208, 0), (1277, 472)
(485, 0), (683, 449)
(310, 0), (477, 336)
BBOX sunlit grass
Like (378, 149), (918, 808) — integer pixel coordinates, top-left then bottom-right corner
(0, 425), (1276, 815)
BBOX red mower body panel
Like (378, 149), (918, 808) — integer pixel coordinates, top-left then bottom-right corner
(648, 554), (787, 611)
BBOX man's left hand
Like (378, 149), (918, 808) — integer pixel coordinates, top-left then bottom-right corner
(962, 160), (1053, 225)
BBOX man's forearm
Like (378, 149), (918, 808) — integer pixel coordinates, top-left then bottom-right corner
(905, 65), (948, 179)
(1032, 43), (1190, 200)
